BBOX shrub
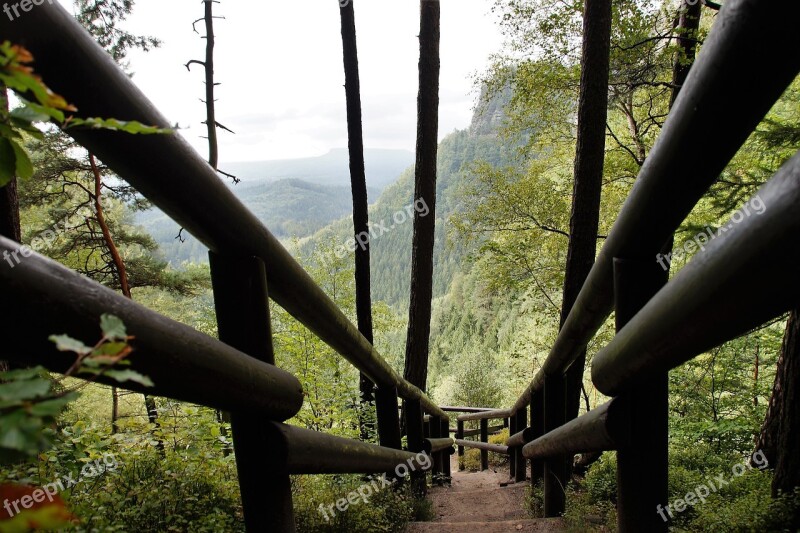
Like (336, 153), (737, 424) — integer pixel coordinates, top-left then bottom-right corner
(293, 474), (417, 532)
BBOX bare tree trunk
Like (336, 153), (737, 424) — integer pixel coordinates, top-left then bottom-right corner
(403, 5), (440, 497)
(202, 0), (218, 170)
(403, 0), (440, 392)
(339, 0), (378, 441)
(111, 387), (120, 434)
(90, 154), (161, 444)
(563, 0), (612, 431)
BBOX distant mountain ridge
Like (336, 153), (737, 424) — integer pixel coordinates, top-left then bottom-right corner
(136, 177), (381, 264)
(222, 148), (415, 190)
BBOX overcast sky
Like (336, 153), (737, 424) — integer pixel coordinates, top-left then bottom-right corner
(56, 0), (503, 162)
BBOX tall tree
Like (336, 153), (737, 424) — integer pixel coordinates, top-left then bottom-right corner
(561, 0), (612, 429)
(403, 0), (440, 392)
(338, 0), (381, 441)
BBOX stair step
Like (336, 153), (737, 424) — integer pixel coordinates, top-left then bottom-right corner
(405, 518), (566, 532)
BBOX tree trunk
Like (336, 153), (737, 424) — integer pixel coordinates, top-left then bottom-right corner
(563, 0), (612, 428)
(771, 310), (800, 507)
(202, 0), (218, 170)
(0, 88), (20, 243)
(403, 0), (440, 392)
(339, 0), (377, 441)
(91, 154), (161, 445)
(669, 0), (702, 109)
(0, 87), (20, 375)
(757, 309), (800, 519)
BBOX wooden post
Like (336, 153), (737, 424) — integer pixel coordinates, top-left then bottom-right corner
(515, 407), (527, 482)
(614, 257), (669, 532)
(406, 400), (427, 497)
(430, 415), (443, 483)
(509, 413), (517, 479)
(457, 419), (465, 470)
(543, 374), (567, 516)
(531, 391), (545, 485)
(480, 418), (489, 471)
(441, 417), (451, 483)
(375, 385), (402, 450)
(209, 252), (294, 532)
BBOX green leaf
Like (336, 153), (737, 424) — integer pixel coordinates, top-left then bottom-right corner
(48, 334), (91, 355)
(24, 101), (64, 123)
(10, 105), (50, 124)
(0, 123), (23, 139)
(91, 342), (129, 359)
(0, 379), (52, 402)
(9, 139), (32, 179)
(0, 137), (15, 187)
(103, 369), (154, 387)
(66, 117), (172, 135)
(27, 393), (79, 417)
(0, 367), (47, 381)
(100, 314), (127, 340)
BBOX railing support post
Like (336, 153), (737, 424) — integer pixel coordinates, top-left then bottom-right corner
(613, 257), (669, 533)
(515, 407), (527, 482)
(457, 420), (465, 470)
(531, 391), (545, 485)
(509, 413), (517, 479)
(440, 417), (451, 483)
(375, 385), (402, 450)
(543, 373), (567, 517)
(406, 400), (427, 497)
(430, 415), (443, 484)
(480, 418), (489, 471)
(209, 252), (294, 532)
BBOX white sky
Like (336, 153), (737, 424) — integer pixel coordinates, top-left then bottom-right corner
(56, 0), (503, 162)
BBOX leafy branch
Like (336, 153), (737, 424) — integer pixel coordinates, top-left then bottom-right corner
(0, 315), (151, 465)
(0, 41), (171, 188)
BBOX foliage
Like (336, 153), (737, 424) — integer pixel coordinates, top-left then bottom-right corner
(0, 315), (141, 465)
(0, 41), (170, 189)
(293, 475), (417, 533)
(74, 0), (160, 69)
(458, 429), (509, 472)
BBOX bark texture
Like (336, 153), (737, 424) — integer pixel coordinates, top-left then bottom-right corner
(403, 0), (440, 392)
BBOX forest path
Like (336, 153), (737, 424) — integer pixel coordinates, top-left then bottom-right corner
(404, 456), (566, 532)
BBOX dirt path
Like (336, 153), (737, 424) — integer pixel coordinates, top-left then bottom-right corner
(405, 456), (565, 532)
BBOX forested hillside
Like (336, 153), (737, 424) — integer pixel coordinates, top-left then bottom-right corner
(137, 178), (381, 264)
(300, 125), (513, 309)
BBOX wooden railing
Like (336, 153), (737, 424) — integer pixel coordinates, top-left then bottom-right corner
(1, 0), (799, 532)
(453, 0), (800, 530)
(0, 4), (455, 532)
